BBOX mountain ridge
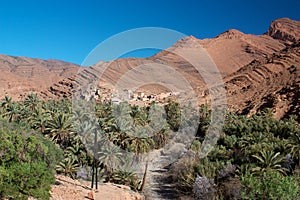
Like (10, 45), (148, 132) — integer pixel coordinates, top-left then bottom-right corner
(0, 18), (299, 121)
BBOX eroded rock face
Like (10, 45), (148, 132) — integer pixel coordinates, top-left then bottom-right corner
(266, 18), (300, 44)
(0, 54), (79, 100)
(221, 43), (300, 122)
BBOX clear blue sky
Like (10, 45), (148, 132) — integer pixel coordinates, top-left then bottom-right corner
(0, 0), (299, 65)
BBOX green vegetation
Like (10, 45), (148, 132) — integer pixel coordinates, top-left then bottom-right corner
(0, 93), (299, 199)
(241, 171), (299, 199)
(0, 120), (62, 199)
(171, 110), (300, 199)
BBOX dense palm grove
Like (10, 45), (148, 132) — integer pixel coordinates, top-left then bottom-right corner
(0, 93), (300, 199)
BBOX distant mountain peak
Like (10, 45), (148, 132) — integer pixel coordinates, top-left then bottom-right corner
(187, 35), (198, 40)
(216, 29), (244, 39)
(171, 35), (201, 48)
(266, 18), (300, 44)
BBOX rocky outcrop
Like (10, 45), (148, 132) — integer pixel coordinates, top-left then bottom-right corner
(266, 18), (300, 44)
(40, 77), (76, 99)
(221, 42), (300, 122)
(49, 175), (144, 200)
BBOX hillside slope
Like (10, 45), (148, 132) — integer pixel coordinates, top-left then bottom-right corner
(40, 19), (289, 101)
(1, 18), (299, 122)
(0, 55), (79, 100)
(222, 42), (299, 121)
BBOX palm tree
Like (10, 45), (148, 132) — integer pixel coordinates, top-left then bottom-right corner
(289, 130), (300, 167)
(56, 157), (79, 179)
(95, 102), (112, 119)
(252, 150), (287, 175)
(238, 132), (270, 157)
(152, 128), (170, 148)
(103, 116), (131, 149)
(124, 127), (154, 160)
(24, 93), (40, 112)
(165, 100), (181, 131)
(74, 120), (104, 190)
(149, 103), (168, 133)
(112, 103), (134, 133)
(98, 144), (124, 181)
(111, 170), (141, 191)
(130, 105), (148, 126)
(2, 102), (20, 122)
(196, 104), (211, 139)
(75, 120), (97, 146)
(65, 140), (89, 167)
(46, 113), (74, 148)
(1, 96), (12, 110)
(28, 108), (49, 134)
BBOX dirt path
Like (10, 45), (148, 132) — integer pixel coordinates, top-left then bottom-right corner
(144, 153), (179, 200)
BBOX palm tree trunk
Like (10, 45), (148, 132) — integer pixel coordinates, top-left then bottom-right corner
(91, 162), (95, 188)
(139, 158), (148, 192)
(91, 130), (98, 188)
(95, 164), (98, 189)
(95, 131), (98, 189)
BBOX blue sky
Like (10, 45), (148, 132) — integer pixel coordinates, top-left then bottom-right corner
(0, 0), (299, 65)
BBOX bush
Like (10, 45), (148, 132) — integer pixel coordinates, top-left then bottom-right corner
(241, 171), (300, 199)
(0, 120), (61, 199)
(193, 175), (216, 200)
(0, 162), (54, 200)
(218, 177), (241, 200)
(165, 100), (181, 131)
(110, 170), (141, 191)
(171, 154), (197, 194)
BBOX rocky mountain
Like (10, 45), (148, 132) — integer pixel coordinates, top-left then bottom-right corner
(266, 18), (300, 44)
(170, 28), (285, 74)
(1, 18), (299, 121)
(222, 42), (299, 120)
(0, 54), (79, 100)
(40, 19), (288, 99)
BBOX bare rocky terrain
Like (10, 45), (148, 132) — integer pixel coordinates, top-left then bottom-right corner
(45, 175), (144, 200)
(223, 42), (300, 119)
(0, 56), (79, 100)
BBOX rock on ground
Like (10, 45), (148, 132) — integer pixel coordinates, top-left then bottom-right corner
(48, 175), (144, 200)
